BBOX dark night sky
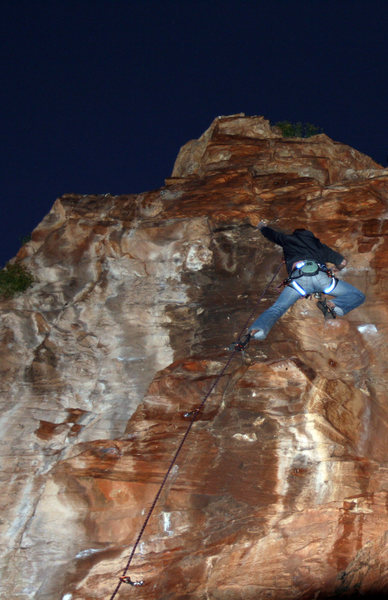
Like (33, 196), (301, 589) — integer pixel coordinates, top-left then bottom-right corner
(1, 0), (387, 267)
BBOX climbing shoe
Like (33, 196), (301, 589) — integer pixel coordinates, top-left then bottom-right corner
(317, 299), (336, 319)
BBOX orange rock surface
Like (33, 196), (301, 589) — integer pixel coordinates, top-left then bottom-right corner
(1, 115), (388, 599)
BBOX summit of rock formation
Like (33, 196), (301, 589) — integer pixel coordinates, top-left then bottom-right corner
(1, 115), (388, 599)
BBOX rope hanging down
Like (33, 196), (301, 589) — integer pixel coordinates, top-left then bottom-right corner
(109, 260), (284, 599)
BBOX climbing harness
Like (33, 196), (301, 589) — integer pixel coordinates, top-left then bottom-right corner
(281, 260), (338, 298)
(108, 260), (284, 600)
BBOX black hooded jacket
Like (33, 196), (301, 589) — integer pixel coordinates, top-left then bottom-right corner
(260, 226), (345, 275)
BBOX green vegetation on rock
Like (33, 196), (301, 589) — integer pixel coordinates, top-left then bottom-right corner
(0, 263), (34, 298)
(274, 121), (323, 138)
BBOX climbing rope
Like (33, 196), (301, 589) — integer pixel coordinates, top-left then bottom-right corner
(109, 260), (284, 599)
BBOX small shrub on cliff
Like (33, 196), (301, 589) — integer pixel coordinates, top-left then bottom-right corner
(0, 263), (34, 298)
(20, 234), (32, 245)
(274, 121), (323, 138)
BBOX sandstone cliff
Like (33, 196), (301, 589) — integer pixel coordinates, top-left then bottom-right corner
(1, 115), (388, 599)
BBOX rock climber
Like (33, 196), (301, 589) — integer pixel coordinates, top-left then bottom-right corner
(249, 223), (365, 341)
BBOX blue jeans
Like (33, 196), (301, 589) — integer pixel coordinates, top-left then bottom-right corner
(249, 271), (365, 339)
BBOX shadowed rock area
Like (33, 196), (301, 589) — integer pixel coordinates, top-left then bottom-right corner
(1, 115), (388, 599)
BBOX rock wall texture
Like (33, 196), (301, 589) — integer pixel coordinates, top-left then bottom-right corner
(1, 115), (388, 600)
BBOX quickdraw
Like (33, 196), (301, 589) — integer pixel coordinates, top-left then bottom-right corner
(228, 332), (251, 352)
(183, 407), (202, 419)
(119, 576), (144, 586)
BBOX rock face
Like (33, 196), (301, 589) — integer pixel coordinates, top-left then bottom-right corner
(1, 115), (388, 600)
